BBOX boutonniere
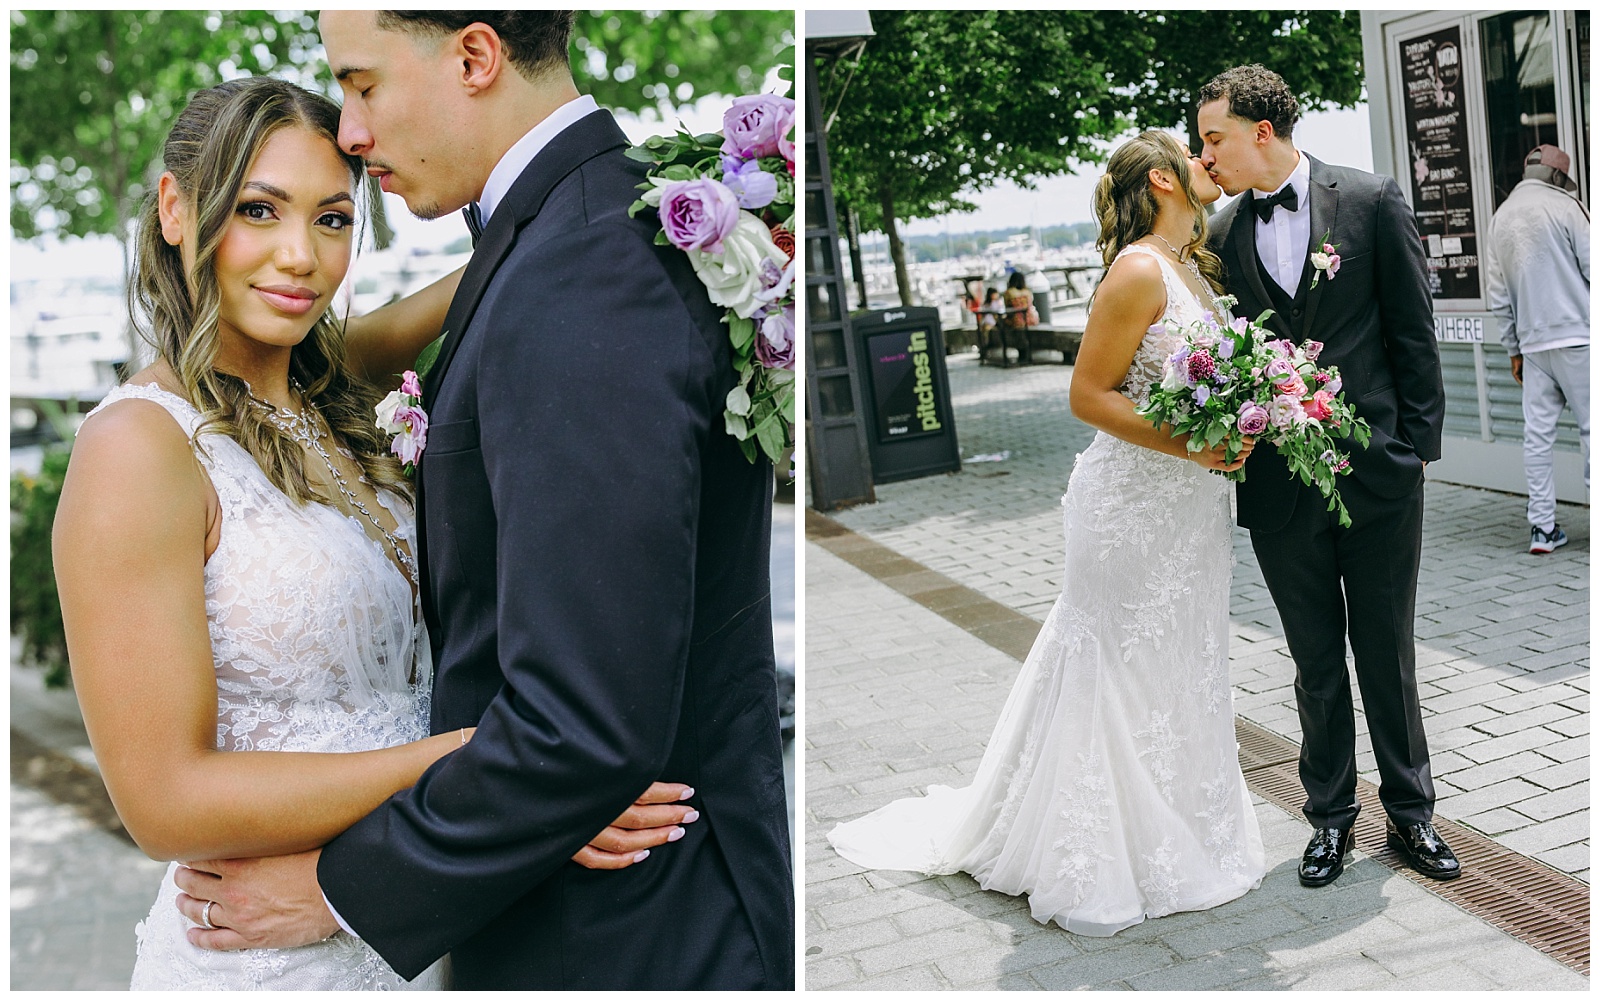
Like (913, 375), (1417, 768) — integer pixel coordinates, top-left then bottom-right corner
(375, 369), (428, 475)
(1309, 231), (1341, 288)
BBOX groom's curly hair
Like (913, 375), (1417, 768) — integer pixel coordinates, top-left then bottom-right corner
(1198, 64), (1299, 141)
(377, 11), (575, 81)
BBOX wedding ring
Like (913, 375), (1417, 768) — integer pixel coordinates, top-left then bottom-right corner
(201, 900), (218, 930)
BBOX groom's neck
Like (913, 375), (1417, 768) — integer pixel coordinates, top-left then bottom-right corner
(1254, 143), (1302, 194)
(465, 74), (583, 199)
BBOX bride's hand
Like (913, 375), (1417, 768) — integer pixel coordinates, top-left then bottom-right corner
(1188, 435), (1255, 473)
(571, 782), (699, 871)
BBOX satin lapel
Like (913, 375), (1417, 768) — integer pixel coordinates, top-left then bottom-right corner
(1299, 156), (1340, 340)
(1230, 198), (1286, 337)
(421, 110), (630, 408)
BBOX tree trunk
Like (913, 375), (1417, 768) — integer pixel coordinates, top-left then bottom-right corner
(877, 183), (913, 307)
(843, 202), (868, 310)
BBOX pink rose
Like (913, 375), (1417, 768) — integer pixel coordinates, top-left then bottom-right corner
(390, 403), (428, 466)
(1278, 373), (1308, 398)
(400, 369), (422, 398)
(1302, 390), (1335, 422)
(1237, 402), (1269, 435)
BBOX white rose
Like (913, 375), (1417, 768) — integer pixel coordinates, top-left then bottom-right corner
(1310, 251), (1333, 271)
(689, 212), (788, 319)
(374, 390), (405, 434)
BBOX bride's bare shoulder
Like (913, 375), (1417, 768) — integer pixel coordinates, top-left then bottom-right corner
(1094, 250), (1167, 315)
(64, 383), (205, 522)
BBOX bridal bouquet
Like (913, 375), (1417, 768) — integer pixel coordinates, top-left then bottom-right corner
(1136, 299), (1371, 526)
(627, 92), (796, 467)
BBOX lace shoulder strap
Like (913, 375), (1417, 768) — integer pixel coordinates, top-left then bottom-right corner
(84, 383), (205, 440)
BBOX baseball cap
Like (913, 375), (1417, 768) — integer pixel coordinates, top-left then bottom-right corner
(1526, 144), (1572, 175)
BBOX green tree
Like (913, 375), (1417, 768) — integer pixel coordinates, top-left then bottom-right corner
(820, 10), (1365, 306)
(819, 11), (1147, 305)
(574, 10), (795, 116)
(1120, 10), (1366, 151)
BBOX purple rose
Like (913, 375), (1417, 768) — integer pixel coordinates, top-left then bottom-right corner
(1237, 402), (1269, 435)
(658, 178), (740, 254)
(1265, 358), (1297, 382)
(755, 305), (795, 370)
(721, 156), (778, 210)
(721, 94), (795, 161)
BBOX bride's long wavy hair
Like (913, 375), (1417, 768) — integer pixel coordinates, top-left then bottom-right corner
(1093, 130), (1224, 294)
(128, 77), (412, 505)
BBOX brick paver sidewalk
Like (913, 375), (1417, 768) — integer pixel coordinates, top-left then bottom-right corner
(829, 354), (1589, 879)
(805, 542), (1586, 990)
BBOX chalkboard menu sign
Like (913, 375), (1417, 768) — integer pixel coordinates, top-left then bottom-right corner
(1400, 25), (1481, 300)
(866, 327), (943, 443)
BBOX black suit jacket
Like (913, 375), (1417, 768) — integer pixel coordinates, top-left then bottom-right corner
(1209, 155), (1444, 531)
(318, 109), (794, 989)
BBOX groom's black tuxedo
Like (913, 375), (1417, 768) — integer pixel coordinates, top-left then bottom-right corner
(1209, 154), (1445, 831)
(318, 109), (794, 989)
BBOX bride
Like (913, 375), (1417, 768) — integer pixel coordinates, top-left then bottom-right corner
(52, 77), (691, 990)
(828, 130), (1268, 935)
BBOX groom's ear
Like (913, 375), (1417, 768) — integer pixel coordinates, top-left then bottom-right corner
(454, 22), (505, 96)
(1254, 120), (1277, 146)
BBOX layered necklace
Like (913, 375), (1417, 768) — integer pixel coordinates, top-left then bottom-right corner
(250, 380), (418, 587)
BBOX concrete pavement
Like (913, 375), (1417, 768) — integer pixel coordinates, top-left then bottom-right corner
(805, 353), (1588, 989)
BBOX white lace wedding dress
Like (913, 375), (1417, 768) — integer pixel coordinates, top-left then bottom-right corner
(87, 385), (445, 990)
(828, 244), (1266, 935)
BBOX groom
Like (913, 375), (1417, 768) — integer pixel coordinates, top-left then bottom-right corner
(175, 11), (793, 988)
(1198, 65), (1460, 887)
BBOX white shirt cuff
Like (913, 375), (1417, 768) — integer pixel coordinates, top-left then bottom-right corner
(323, 892), (358, 938)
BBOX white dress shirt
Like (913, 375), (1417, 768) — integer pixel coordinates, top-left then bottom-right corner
(322, 93), (601, 943)
(477, 93), (600, 225)
(1253, 151), (1312, 294)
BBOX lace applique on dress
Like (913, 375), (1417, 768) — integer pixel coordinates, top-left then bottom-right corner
(827, 246), (1265, 937)
(86, 385), (443, 991)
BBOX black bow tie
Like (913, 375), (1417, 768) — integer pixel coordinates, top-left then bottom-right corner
(1253, 185), (1299, 223)
(463, 202), (484, 245)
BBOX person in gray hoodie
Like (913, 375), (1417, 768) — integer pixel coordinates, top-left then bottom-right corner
(1484, 144), (1590, 554)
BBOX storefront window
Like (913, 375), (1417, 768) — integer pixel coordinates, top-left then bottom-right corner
(1479, 12), (1558, 209)
(1575, 11), (1589, 202)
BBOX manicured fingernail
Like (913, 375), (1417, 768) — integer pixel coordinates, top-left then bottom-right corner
(668, 827), (686, 842)
(633, 850), (650, 862)
(683, 810), (700, 823)
(679, 787), (695, 800)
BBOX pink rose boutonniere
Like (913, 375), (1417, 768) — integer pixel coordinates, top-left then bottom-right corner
(375, 369), (428, 475)
(1309, 230), (1341, 288)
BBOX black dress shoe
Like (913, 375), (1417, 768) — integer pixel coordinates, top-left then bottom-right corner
(1386, 818), (1462, 880)
(1299, 826), (1354, 887)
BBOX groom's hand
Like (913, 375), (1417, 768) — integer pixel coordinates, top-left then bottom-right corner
(174, 849), (340, 951)
(572, 781), (699, 870)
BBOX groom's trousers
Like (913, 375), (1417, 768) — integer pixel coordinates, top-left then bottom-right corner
(1249, 474), (1435, 830)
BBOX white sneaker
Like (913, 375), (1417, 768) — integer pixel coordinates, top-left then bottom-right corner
(1529, 524), (1568, 554)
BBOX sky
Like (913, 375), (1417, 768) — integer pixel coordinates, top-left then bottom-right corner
(896, 104), (1375, 239)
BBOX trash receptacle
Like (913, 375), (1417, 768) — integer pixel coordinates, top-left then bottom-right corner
(1026, 269), (1052, 326)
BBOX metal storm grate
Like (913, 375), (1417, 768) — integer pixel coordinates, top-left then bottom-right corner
(1235, 718), (1590, 976)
